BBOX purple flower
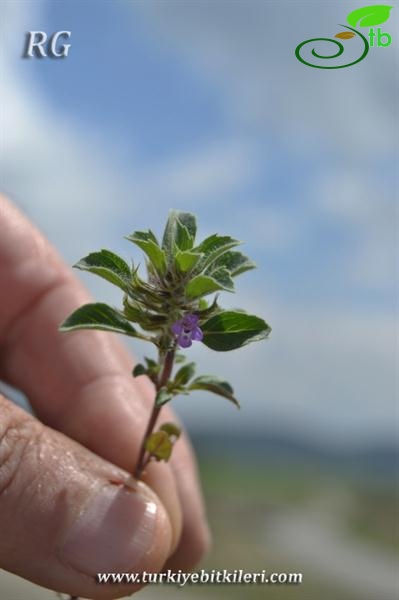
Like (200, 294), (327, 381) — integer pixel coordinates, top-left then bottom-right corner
(171, 313), (203, 348)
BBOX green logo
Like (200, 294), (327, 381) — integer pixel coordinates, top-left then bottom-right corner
(295, 5), (393, 69)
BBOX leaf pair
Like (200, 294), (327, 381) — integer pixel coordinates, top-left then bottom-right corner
(60, 305), (271, 353)
(172, 362), (239, 407)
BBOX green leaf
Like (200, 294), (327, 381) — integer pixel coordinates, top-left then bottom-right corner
(144, 356), (159, 371)
(174, 353), (186, 364)
(189, 375), (240, 408)
(347, 5), (392, 27)
(175, 250), (203, 273)
(211, 267), (235, 291)
(133, 357), (160, 384)
(159, 422), (181, 438)
(186, 269), (234, 298)
(74, 249), (131, 291)
(59, 303), (140, 337)
(155, 387), (174, 407)
(132, 363), (146, 377)
(174, 362), (196, 385)
(197, 295), (221, 320)
(145, 430), (172, 461)
(174, 223), (193, 251)
(194, 234), (241, 270)
(201, 310), (271, 351)
(162, 210), (197, 258)
(125, 230), (167, 275)
(208, 250), (256, 277)
(198, 298), (208, 310)
(178, 212), (197, 239)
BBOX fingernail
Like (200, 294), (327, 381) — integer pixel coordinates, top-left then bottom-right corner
(61, 484), (157, 574)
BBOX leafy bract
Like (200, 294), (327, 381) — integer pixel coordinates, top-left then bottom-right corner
(207, 250), (256, 277)
(125, 230), (167, 276)
(175, 250), (203, 273)
(194, 234), (241, 271)
(202, 310), (271, 351)
(74, 249), (131, 291)
(162, 210), (197, 259)
(186, 268), (234, 298)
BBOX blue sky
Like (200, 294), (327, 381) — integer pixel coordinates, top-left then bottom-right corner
(26, 1), (228, 161)
(1, 0), (397, 447)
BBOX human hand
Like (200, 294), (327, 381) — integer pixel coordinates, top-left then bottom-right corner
(0, 195), (211, 599)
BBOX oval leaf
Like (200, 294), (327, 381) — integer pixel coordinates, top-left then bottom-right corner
(74, 249), (131, 291)
(59, 303), (139, 337)
(145, 431), (172, 461)
(132, 363), (147, 377)
(347, 5), (392, 28)
(201, 310), (271, 351)
(189, 375), (240, 408)
(174, 362), (196, 385)
(335, 31), (356, 39)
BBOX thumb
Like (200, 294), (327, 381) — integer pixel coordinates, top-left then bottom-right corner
(0, 394), (173, 599)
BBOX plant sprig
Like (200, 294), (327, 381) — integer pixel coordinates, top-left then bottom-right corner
(59, 210), (271, 477)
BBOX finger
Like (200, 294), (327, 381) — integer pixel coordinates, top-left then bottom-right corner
(0, 394), (172, 600)
(131, 374), (212, 569)
(0, 195), (209, 564)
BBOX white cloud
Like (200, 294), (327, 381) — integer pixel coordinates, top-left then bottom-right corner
(311, 168), (396, 291)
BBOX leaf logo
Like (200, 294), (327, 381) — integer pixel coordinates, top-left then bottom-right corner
(335, 32), (356, 39)
(295, 4), (393, 69)
(347, 4), (392, 28)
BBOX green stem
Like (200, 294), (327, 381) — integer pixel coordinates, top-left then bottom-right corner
(134, 344), (176, 479)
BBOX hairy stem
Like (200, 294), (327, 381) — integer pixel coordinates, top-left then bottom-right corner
(134, 344), (176, 479)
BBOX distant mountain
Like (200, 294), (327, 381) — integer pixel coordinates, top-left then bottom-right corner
(190, 430), (398, 479)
